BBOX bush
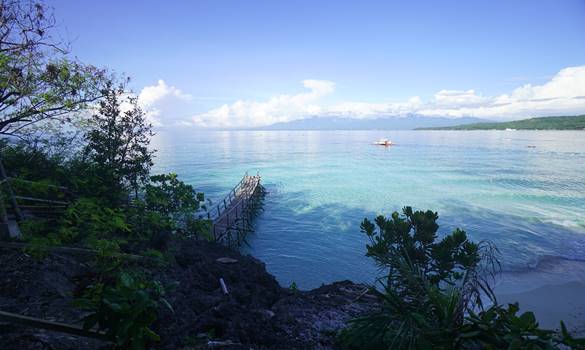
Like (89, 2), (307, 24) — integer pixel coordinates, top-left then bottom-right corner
(75, 270), (171, 349)
(339, 207), (585, 350)
(127, 173), (210, 242)
(0, 140), (67, 183)
(57, 198), (130, 244)
(144, 173), (204, 216)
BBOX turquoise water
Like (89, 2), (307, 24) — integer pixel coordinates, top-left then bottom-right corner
(152, 130), (585, 290)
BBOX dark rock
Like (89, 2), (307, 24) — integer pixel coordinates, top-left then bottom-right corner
(0, 241), (381, 349)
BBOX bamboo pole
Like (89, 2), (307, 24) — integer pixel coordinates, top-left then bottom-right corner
(0, 310), (110, 341)
(0, 242), (151, 261)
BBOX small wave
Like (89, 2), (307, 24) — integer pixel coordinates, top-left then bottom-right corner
(495, 255), (585, 295)
(503, 254), (585, 273)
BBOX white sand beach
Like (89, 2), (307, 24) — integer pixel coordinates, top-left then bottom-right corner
(496, 257), (585, 335)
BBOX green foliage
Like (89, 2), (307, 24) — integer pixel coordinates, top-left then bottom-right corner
(22, 235), (55, 260)
(19, 218), (52, 237)
(0, 140), (67, 183)
(75, 270), (171, 349)
(461, 302), (585, 349)
(58, 198), (129, 244)
(126, 173), (210, 241)
(19, 218), (57, 259)
(85, 83), (154, 203)
(185, 216), (213, 241)
(0, 139), (104, 202)
(0, 25), (204, 344)
(340, 207), (584, 350)
(87, 238), (125, 274)
(360, 207), (495, 308)
(0, 1), (108, 137)
(126, 201), (173, 240)
(144, 173), (203, 215)
(342, 281), (585, 349)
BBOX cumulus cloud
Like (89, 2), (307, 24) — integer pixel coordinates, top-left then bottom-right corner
(138, 80), (192, 126)
(328, 97), (423, 117)
(155, 65), (585, 128)
(139, 80), (191, 107)
(432, 89), (489, 106)
(417, 66), (585, 118)
(191, 79), (335, 128)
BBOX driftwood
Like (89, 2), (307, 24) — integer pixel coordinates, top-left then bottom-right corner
(207, 339), (240, 348)
(219, 278), (229, 295)
(0, 310), (110, 341)
(13, 196), (69, 205)
(0, 241), (151, 261)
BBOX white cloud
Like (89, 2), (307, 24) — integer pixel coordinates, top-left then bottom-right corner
(154, 65), (585, 128)
(192, 79), (335, 128)
(328, 97), (423, 117)
(139, 80), (191, 107)
(138, 80), (192, 126)
(433, 89), (489, 106)
(417, 66), (585, 118)
(333, 66), (585, 121)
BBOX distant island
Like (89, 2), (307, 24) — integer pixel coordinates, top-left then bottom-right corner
(417, 115), (585, 130)
(255, 115), (488, 130)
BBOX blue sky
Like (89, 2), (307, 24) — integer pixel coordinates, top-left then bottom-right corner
(51, 0), (585, 127)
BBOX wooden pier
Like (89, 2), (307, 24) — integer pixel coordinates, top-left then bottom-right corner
(208, 172), (263, 244)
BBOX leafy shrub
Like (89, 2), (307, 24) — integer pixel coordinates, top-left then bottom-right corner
(184, 216), (213, 241)
(22, 236), (55, 260)
(144, 173), (203, 216)
(127, 173), (210, 241)
(58, 198), (130, 243)
(126, 201), (173, 241)
(462, 302), (585, 349)
(0, 140), (67, 182)
(75, 270), (172, 349)
(19, 219), (57, 259)
(87, 238), (126, 274)
(340, 207), (585, 350)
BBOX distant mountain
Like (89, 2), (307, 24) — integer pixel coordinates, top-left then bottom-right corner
(256, 115), (489, 130)
(417, 115), (585, 130)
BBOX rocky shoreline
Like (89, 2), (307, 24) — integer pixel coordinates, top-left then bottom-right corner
(0, 240), (380, 349)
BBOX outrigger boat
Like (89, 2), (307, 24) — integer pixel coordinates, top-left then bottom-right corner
(374, 138), (394, 146)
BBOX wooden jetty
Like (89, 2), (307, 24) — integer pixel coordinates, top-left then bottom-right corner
(208, 172), (263, 244)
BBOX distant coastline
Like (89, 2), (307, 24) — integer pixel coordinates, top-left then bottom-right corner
(416, 115), (585, 130)
(252, 115), (488, 130)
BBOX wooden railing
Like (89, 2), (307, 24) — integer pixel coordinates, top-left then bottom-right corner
(210, 172), (263, 244)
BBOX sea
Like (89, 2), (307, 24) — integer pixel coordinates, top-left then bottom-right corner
(152, 130), (585, 291)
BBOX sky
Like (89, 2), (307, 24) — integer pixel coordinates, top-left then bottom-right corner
(51, 0), (585, 128)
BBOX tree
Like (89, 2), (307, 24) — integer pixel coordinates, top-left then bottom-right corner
(85, 83), (154, 202)
(0, 0), (107, 137)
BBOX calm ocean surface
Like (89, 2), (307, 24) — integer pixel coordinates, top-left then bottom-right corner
(152, 130), (585, 290)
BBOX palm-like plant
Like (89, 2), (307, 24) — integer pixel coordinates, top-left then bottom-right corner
(339, 207), (584, 349)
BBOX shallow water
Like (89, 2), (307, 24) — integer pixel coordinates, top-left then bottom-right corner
(152, 130), (585, 289)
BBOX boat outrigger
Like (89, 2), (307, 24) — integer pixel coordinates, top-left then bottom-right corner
(374, 139), (394, 146)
